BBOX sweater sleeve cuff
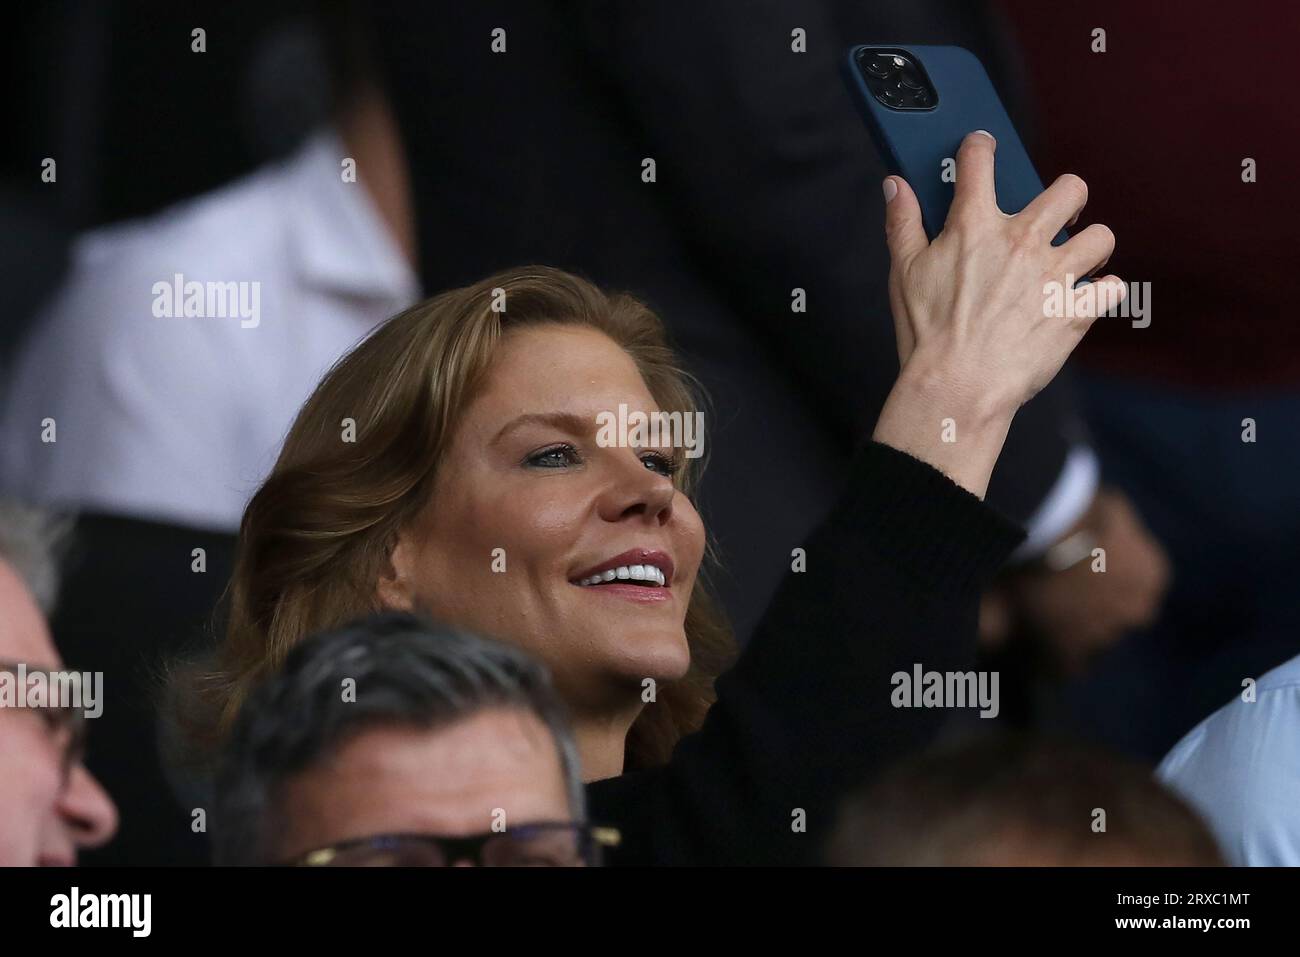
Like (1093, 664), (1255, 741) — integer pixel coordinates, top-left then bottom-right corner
(838, 441), (1026, 595)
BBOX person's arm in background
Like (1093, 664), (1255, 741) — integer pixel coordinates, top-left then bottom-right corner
(576, 0), (1167, 668)
(591, 133), (1128, 863)
(983, 484), (1171, 673)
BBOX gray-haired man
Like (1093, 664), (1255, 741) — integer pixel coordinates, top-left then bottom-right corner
(214, 611), (610, 866)
(0, 502), (117, 865)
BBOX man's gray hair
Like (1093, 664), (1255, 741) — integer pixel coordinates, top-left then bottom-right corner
(0, 501), (72, 614)
(212, 611), (586, 865)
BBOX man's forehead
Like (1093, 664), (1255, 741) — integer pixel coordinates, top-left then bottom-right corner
(0, 559), (60, 667)
(275, 709), (572, 853)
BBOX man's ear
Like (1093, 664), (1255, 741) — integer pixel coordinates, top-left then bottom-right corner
(375, 529), (417, 611)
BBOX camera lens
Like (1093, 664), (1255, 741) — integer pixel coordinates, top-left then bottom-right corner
(899, 71), (924, 91)
(865, 54), (895, 78)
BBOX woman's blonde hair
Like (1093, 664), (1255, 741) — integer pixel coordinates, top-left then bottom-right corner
(182, 266), (734, 770)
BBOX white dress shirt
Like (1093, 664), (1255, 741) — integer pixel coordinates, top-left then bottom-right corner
(0, 129), (419, 532)
(1158, 653), (1300, 866)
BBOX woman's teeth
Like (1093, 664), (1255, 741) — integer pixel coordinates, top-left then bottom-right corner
(577, 564), (667, 587)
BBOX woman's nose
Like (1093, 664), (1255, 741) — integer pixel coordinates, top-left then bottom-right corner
(56, 763), (119, 851)
(598, 456), (676, 524)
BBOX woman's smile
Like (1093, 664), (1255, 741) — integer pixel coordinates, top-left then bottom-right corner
(570, 547), (676, 603)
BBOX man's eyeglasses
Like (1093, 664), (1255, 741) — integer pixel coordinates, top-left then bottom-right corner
(287, 822), (621, 867)
(0, 661), (88, 781)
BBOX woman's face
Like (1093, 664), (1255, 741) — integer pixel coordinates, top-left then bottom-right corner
(382, 324), (705, 716)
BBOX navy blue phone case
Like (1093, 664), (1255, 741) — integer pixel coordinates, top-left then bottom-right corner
(843, 44), (1066, 245)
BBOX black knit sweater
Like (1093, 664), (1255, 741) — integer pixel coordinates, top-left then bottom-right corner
(586, 441), (1025, 865)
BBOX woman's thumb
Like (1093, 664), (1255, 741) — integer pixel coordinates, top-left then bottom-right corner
(882, 176), (928, 267)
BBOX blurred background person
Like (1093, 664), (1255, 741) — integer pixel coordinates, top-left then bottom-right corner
(829, 734), (1223, 866)
(212, 611), (603, 867)
(998, 0), (1300, 760)
(1, 3), (415, 531)
(1159, 652), (1300, 866)
(0, 501), (117, 865)
(2, 2), (416, 863)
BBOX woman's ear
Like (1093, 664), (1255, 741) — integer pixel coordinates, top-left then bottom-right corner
(375, 530), (417, 611)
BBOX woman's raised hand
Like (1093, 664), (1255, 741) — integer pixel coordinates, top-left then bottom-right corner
(872, 130), (1124, 499)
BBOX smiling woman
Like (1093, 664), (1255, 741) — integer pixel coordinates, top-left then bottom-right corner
(181, 133), (1123, 863)
(181, 265), (734, 774)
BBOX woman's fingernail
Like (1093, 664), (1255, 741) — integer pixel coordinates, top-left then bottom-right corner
(973, 129), (996, 147)
(882, 178), (898, 204)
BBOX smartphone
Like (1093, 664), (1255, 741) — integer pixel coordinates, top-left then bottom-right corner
(843, 44), (1067, 246)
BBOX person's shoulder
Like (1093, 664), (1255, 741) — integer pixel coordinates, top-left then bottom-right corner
(26, 148), (313, 364)
(1230, 655), (1300, 759)
(4, 152), (309, 415)
(1210, 654), (1300, 736)
(1158, 654), (1300, 864)
(72, 156), (297, 288)
(1160, 654), (1300, 782)
(1254, 653), (1300, 696)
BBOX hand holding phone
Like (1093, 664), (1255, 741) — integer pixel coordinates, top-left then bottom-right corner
(883, 129), (1122, 406)
(846, 47), (1127, 499)
(869, 129), (1124, 500)
(843, 44), (1068, 244)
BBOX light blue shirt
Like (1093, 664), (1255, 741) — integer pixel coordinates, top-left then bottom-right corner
(1158, 653), (1300, 866)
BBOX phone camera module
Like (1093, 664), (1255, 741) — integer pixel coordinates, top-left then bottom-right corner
(865, 54), (895, 79)
(859, 49), (937, 111)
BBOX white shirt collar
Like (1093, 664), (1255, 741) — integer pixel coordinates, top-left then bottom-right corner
(286, 127), (420, 305)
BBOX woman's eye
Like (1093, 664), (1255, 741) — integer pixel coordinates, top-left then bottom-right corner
(526, 445), (581, 469)
(640, 451), (680, 477)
